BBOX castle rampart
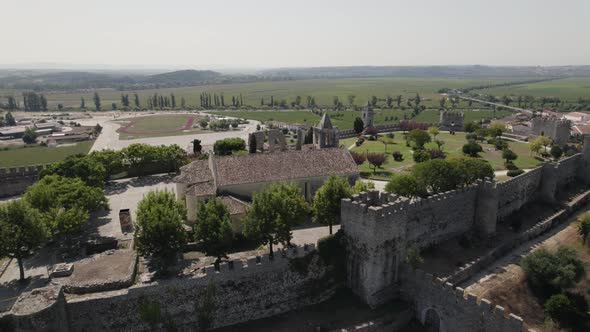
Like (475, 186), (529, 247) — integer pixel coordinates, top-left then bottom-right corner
(0, 164), (52, 198)
(0, 244), (339, 332)
(342, 135), (590, 307)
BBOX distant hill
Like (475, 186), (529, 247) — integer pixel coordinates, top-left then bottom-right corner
(260, 65), (590, 79)
(146, 70), (221, 84)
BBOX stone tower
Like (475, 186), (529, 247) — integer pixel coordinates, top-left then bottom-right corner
(313, 113), (339, 149)
(361, 102), (374, 128)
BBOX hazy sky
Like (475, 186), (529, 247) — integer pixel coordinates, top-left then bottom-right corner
(2, 0), (589, 68)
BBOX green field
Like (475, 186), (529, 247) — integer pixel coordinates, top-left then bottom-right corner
(211, 109), (513, 130)
(34, 77), (523, 109)
(0, 141), (94, 167)
(114, 114), (205, 139)
(341, 132), (540, 179)
(474, 77), (590, 101)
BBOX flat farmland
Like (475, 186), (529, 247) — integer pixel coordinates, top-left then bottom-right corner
(0, 141), (94, 167)
(474, 77), (590, 101)
(212, 108), (513, 129)
(33, 77), (523, 109)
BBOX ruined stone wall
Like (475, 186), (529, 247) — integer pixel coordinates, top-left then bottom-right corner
(3, 245), (339, 332)
(0, 164), (51, 198)
(440, 111), (465, 127)
(399, 266), (524, 332)
(531, 117), (570, 145)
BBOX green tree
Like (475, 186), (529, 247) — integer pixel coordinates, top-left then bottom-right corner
(463, 121), (481, 133)
(0, 200), (48, 282)
(5, 111), (16, 126)
(135, 190), (187, 272)
(351, 179), (374, 194)
(312, 176), (352, 234)
(405, 246), (423, 270)
(134, 93), (140, 108)
(407, 129), (431, 149)
(427, 126), (439, 140)
(22, 127), (37, 144)
(379, 136), (395, 153)
(502, 149), (518, 164)
(578, 216), (590, 244)
(194, 199), (233, 265)
(80, 97), (85, 109)
(88, 149), (123, 175)
(41, 154), (107, 187)
(521, 247), (584, 294)
(93, 92), (101, 111)
(550, 145), (563, 160)
(462, 141), (483, 157)
(243, 183), (309, 257)
(353, 117), (364, 134)
(385, 174), (426, 198)
(530, 136), (552, 155)
(43, 206), (89, 241)
(488, 121), (506, 138)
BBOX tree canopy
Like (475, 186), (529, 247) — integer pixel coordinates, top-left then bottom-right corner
(0, 200), (48, 281)
(312, 176), (352, 234)
(135, 190), (187, 271)
(193, 198), (233, 265)
(407, 129), (431, 149)
(243, 183), (309, 257)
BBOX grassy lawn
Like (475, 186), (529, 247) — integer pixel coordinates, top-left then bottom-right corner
(343, 132), (541, 180)
(0, 141), (94, 167)
(114, 114), (206, 139)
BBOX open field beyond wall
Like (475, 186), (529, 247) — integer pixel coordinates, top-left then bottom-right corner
(209, 109), (513, 129)
(472, 77), (590, 101)
(0, 141), (94, 167)
(3, 77), (528, 109)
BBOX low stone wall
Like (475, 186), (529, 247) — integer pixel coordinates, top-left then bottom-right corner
(399, 266), (525, 332)
(0, 164), (51, 198)
(1, 244), (341, 332)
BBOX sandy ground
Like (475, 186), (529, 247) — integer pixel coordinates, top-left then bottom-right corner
(79, 112), (260, 152)
(462, 203), (590, 331)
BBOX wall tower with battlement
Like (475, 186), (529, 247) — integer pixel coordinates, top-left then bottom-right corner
(531, 117), (571, 145)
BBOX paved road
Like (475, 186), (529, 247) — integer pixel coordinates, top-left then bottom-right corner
(458, 96), (533, 115)
(77, 112), (260, 152)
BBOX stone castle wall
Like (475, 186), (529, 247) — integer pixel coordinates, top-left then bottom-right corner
(531, 117), (570, 145)
(342, 136), (590, 307)
(0, 164), (51, 198)
(399, 266), (524, 332)
(1, 245), (339, 332)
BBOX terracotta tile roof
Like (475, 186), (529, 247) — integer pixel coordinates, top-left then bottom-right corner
(213, 148), (358, 187)
(174, 160), (213, 184)
(573, 124), (590, 135)
(185, 181), (216, 197)
(220, 196), (249, 215)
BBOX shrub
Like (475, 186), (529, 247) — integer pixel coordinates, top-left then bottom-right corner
(428, 149), (446, 160)
(502, 148), (518, 163)
(465, 132), (477, 141)
(392, 151), (404, 161)
(521, 247), (584, 295)
(462, 141), (483, 157)
(507, 169), (525, 177)
(505, 162), (519, 170)
(367, 135), (377, 141)
(544, 293), (588, 328)
(350, 152), (366, 165)
(550, 145), (563, 160)
(213, 138), (245, 155)
(355, 136), (365, 146)
(413, 150), (430, 163)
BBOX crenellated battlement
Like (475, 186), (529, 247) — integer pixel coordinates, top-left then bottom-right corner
(0, 163), (51, 178)
(198, 243), (316, 278)
(403, 268), (525, 331)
